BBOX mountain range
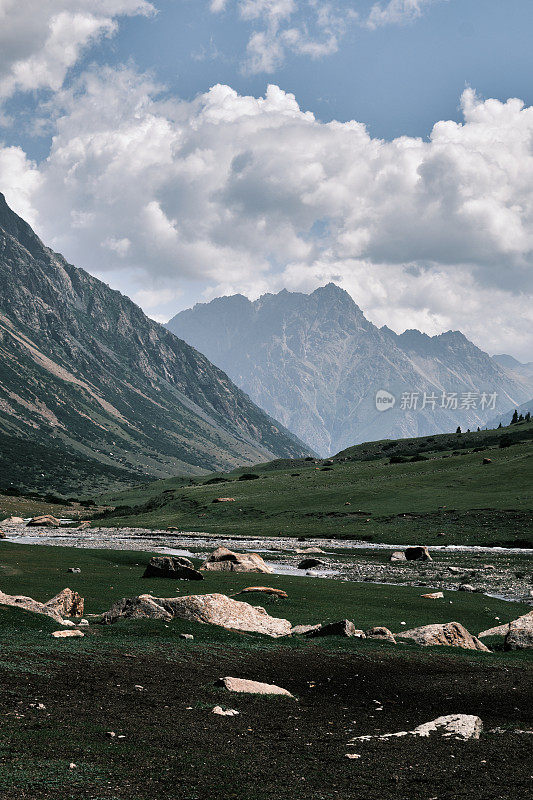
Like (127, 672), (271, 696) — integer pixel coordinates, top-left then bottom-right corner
(0, 194), (309, 493)
(167, 284), (532, 456)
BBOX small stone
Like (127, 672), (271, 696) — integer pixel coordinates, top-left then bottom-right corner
(134, 685), (144, 691)
(345, 753), (361, 759)
(68, 568), (81, 574)
(106, 731), (116, 738)
(69, 763), (76, 769)
(212, 706), (240, 716)
(179, 633), (194, 640)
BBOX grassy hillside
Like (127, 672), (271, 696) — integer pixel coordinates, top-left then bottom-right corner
(95, 422), (533, 547)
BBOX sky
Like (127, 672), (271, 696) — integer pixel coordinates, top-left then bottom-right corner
(0, 0), (532, 360)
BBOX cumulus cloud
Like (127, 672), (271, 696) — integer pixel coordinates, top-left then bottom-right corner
(0, 71), (532, 358)
(0, 0), (154, 101)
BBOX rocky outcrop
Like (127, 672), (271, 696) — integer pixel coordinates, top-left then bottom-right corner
(504, 611), (533, 650)
(3, 516), (24, 524)
(101, 592), (292, 637)
(200, 547), (272, 574)
(0, 587), (84, 622)
(478, 623), (510, 638)
(396, 622), (489, 651)
(143, 556), (203, 581)
(217, 677), (294, 697)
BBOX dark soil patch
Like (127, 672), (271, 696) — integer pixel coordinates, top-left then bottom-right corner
(0, 646), (531, 800)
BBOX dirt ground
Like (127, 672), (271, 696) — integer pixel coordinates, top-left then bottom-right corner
(0, 645), (531, 800)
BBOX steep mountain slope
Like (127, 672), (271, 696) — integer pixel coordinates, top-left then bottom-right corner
(0, 194), (309, 492)
(493, 354), (533, 393)
(167, 284), (530, 455)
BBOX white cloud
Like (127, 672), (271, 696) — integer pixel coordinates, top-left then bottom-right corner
(0, 71), (532, 359)
(0, 0), (155, 101)
(366, 0), (443, 29)
(210, 0), (349, 74)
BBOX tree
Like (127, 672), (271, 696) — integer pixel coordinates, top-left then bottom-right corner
(525, 412), (531, 423)
(498, 422), (502, 428)
(456, 426), (462, 434)
(477, 427), (480, 431)
(511, 409), (519, 425)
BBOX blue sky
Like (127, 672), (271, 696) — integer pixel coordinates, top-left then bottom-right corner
(0, 0), (532, 358)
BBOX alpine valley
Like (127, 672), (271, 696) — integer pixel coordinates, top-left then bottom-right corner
(167, 285), (533, 456)
(0, 194), (309, 494)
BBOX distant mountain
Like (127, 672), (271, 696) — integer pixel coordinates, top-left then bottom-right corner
(0, 194), (309, 493)
(493, 354), (533, 391)
(167, 284), (531, 456)
(486, 399), (533, 430)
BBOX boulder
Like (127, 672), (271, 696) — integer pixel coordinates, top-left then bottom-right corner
(365, 626), (396, 643)
(396, 621), (489, 651)
(306, 619), (364, 638)
(101, 594), (173, 624)
(298, 558), (324, 569)
(295, 547), (325, 554)
(26, 515), (61, 528)
(482, 458), (492, 464)
(390, 551), (406, 562)
(0, 587), (84, 623)
(0, 528), (5, 539)
(478, 623), (510, 638)
(212, 497), (235, 503)
(234, 587), (288, 599)
(101, 592), (292, 637)
(143, 556), (203, 581)
(458, 584), (476, 592)
(3, 516), (24, 524)
(405, 546), (432, 561)
(291, 624), (321, 635)
(200, 547), (272, 574)
(51, 629), (84, 639)
(68, 568), (81, 574)
(351, 714), (482, 742)
(421, 592), (444, 599)
(212, 706), (239, 716)
(504, 611), (533, 650)
(45, 588), (84, 617)
(218, 677), (293, 697)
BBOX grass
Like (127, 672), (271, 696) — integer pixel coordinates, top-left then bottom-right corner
(92, 423), (533, 546)
(0, 542), (530, 652)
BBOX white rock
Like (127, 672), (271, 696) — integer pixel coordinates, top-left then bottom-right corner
(219, 677), (294, 697)
(351, 714), (482, 742)
(212, 706), (240, 716)
(51, 629), (84, 638)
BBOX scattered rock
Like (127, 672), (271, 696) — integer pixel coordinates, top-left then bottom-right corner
(26, 515), (61, 528)
(405, 546), (432, 562)
(396, 621), (489, 651)
(102, 593), (292, 637)
(51, 629), (84, 638)
(421, 592), (444, 599)
(143, 556), (203, 581)
(106, 731), (116, 738)
(200, 547), (272, 574)
(306, 619), (364, 638)
(504, 611), (533, 650)
(45, 588), (84, 618)
(0, 587), (84, 623)
(365, 626), (396, 643)
(212, 706), (240, 716)
(390, 551), (406, 562)
(68, 567), (81, 574)
(218, 677), (294, 697)
(352, 714), (482, 742)
(234, 587), (288, 599)
(298, 558), (324, 569)
(179, 633), (194, 640)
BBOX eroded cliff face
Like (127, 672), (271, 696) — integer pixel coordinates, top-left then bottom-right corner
(0, 193), (309, 492)
(168, 284), (531, 456)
